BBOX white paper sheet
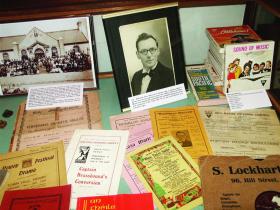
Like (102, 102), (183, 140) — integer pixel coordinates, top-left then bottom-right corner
(26, 83), (83, 110)
(226, 89), (272, 112)
(66, 129), (129, 209)
(128, 84), (187, 112)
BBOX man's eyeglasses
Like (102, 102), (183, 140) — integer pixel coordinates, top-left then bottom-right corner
(138, 48), (157, 55)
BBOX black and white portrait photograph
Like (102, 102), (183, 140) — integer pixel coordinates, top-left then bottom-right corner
(171, 129), (193, 148)
(0, 16), (97, 96)
(119, 18), (175, 96)
(103, 3), (187, 111)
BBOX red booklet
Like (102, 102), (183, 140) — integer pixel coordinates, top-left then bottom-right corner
(76, 193), (154, 210)
(207, 25), (261, 50)
(0, 185), (71, 210)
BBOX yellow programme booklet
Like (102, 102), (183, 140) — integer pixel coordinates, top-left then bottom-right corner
(0, 141), (67, 202)
(127, 136), (203, 210)
(149, 106), (212, 161)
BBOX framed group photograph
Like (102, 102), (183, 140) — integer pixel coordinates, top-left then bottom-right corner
(103, 3), (187, 111)
(0, 16), (98, 96)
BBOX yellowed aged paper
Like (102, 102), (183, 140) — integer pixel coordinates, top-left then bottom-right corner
(127, 136), (202, 210)
(199, 106), (280, 158)
(11, 91), (102, 151)
(149, 106), (212, 161)
(0, 141), (67, 203)
(199, 155), (280, 210)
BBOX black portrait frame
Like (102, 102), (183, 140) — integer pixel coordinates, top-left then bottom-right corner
(103, 3), (187, 111)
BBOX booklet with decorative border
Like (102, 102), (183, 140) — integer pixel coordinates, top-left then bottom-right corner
(127, 136), (203, 210)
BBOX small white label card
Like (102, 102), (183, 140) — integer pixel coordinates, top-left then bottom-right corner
(26, 83), (84, 110)
(226, 89), (272, 112)
(0, 85), (3, 96)
(128, 84), (187, 112)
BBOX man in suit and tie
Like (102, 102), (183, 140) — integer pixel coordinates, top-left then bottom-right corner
(131, 33), (175, 96)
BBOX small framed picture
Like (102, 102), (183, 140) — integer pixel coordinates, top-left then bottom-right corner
(103, 3), (187, 111)
(0, 16), (98, 96)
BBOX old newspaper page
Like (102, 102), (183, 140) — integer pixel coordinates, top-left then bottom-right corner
(150, 106), (212, 161)
(11, 92), (102, 151)
(199, 107), (280, 158)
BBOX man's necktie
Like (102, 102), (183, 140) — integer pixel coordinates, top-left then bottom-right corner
(140, 71), (153, 94)
(142, 70), (154, 78)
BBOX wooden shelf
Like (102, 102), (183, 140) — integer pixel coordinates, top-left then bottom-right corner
(0, 0), (245, 22)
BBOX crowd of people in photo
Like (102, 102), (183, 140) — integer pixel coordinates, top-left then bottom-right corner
(0, 48), (92, 77)
(227, 58), (272, 80)
(2, 86), (27, 95)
